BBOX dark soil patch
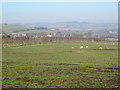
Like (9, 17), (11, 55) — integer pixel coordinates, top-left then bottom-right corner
(3, 78), (10, 80)
(36, 63), (79, 66)
(66, 50), (84, 53)
(15, 77), (46, 85)
(86, 66), (119, 72)
(92, 49), (116, 51)
(87, 66), (119, 70)
(104, 67), (119, 70)
(58, 63), (79, 65)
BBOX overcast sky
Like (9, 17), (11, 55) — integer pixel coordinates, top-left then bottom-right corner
(2, 2), (118, 24)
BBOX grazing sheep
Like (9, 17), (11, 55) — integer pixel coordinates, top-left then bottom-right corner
(86, 46), (88, 48)
(80, 46), (83, 48)
(72, 47), (74, 49)
(99, 47), (102, 49)
(20, 44), (23, 46)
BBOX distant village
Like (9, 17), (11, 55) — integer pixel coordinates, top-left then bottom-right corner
(1, 24), (118, 40)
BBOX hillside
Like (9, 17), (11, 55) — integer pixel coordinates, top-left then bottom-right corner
(1, 24), (26, 34)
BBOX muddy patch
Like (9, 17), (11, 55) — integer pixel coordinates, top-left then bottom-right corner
(92, 49), (116, 51)
(15, 77), (46, 85)
(36, 63), (79, 66)
(66, 50), (85, 53)
(86, 66), (119, 72)
(3, 77), (10, 80)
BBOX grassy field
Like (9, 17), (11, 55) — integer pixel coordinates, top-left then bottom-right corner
(1, 25), (58, 34)
(1, 25), (26, 34)
(2, 42), (118, 88)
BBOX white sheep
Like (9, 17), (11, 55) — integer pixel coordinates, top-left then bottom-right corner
(20, 44), (23, 46)
(72, 47), (74, 49)
(99, 47), (102, 49)
(86, 46), (88, 48)
(80, 46), (83, 48)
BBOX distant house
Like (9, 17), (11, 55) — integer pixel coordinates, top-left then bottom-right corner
(10, 33), (27, 38)
(46, 35), (52, 37)
(21, 34), (27, 37)
(51, 29), (55, 30)
(10, 33), (20, 38)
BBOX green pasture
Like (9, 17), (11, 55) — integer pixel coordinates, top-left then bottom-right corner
(2, 42), (118, 88)
(2, 25), (25, 34)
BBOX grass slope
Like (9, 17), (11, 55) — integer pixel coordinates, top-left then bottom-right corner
(2, 25), (26, 34)
(2, 42), (118, 88)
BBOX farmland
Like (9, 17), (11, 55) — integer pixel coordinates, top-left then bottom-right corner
(2, 42), (118, 88)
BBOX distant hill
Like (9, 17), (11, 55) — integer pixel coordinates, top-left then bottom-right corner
(16, 22), (117, 32)
(1, 24), (54, 34)
(1, 25), (26, 34)
(1, 21), (118, 34)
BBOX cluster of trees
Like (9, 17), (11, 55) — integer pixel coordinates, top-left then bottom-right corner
(2, 36), (118, 48)
(2, 36), (117, 44)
